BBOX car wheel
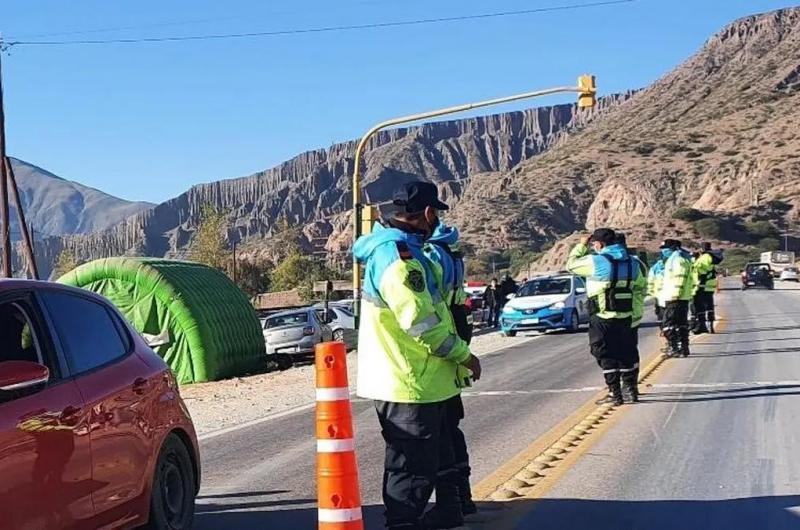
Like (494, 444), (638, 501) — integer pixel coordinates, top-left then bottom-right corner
(277, 354), (293, 370)
(569, 310), (580, 333)
(145, 434), (196, 530)
(333, 329), (345, 343)
(503, 330), (517, 337)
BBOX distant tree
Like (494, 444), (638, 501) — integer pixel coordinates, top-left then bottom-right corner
(270, 252), (340, 302)
(270, 219), (304, 260)
(672, 207), (707, 222)
(757, 237), (781, 252)
(693, 218), (723, 239)
(52, 248), (80, 279)
(744, 220), (779, 239)
(190, 205), (230, 271)
(232, 258), (273, 299)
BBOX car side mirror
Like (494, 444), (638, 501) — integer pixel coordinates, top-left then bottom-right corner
(0, 361), (49, 392)
(506, 293), (516, 299)
(576, 287), (587, 294)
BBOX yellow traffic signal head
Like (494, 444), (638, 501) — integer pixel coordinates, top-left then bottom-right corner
(577, 74), (597, 109)
(361, 205), (379, 235)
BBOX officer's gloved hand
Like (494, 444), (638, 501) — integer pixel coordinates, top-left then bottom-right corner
(461, 354), (482, 381)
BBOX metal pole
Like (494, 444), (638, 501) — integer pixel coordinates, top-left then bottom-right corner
(5, 157), (38, 279)
(232, 240), (237, 284)
(0, 51), (10, 277)
(350, 83), (589, 327)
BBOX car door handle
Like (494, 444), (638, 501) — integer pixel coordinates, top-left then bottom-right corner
(132, 377), (150, 395)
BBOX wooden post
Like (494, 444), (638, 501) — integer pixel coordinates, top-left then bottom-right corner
(0, 51), (12, 277)
(5, 157), (38, 279)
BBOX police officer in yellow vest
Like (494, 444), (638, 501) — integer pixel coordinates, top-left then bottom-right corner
(615, 232), (648, 402)
(658, 239), (695, 357)
(354, 181), (481, 530)
(567, 228), (642, 406)
(692, 242), (722, 334)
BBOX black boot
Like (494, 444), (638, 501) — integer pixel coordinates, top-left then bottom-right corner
(679, 328), (691, 357)
(665, 329), (681, 358)
(457, 475), (477, 516)
(621, 381), (639, 403)
(423, 484), (464, 530)
(596, 383), (623, 406)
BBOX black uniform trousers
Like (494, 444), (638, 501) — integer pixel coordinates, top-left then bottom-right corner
(693, 290), (715, 330)
(444, 395), (470, 484)
(375, 400), (458, 530)
(663, 300), (690, 338)
(588, 315), (637, 387)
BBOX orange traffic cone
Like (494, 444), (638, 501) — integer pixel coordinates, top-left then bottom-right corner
(316, 342), (363, 530)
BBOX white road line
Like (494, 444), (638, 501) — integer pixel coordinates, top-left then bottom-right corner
(649, 380), (800, 390)
(198, 401), (318, 441)
(462, 388), (602, 397)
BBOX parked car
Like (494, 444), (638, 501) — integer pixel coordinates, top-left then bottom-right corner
(313, 304), (357, 348)
(0, 279), (200, 530)
(780, 266), (799, 282)
(263, 308), (333, 362)
(500, 274), (589, 336)
(741, 263), (774, 290)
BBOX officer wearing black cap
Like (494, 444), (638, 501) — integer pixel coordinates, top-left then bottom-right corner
(566, 228), (642, 405)
(354, 180), (481, 530)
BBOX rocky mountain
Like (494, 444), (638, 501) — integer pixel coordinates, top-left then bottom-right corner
(19, 7), (800, 279)
(21, 93), (630, 277)
(8, 157), (152, 239)
(451, 6), (800, 262)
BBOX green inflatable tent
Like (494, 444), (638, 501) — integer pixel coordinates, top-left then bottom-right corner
(58, 257), (266, 384)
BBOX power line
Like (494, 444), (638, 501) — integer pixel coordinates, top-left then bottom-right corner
(5, 0), (634, 47)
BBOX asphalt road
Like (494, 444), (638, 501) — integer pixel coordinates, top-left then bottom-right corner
(517, 281), (800, 529)
(193, 310), (666, 529)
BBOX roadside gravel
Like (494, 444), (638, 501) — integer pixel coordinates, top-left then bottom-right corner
(183, 327), (537, 435)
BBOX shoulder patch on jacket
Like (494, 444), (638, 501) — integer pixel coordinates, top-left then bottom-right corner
(396, 241), (413, 260)
(406, 269), (425, 292)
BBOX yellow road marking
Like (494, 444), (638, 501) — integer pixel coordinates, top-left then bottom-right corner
(471, 311), (728, 529)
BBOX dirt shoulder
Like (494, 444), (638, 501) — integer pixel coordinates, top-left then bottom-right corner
(183, 328), (533, 436)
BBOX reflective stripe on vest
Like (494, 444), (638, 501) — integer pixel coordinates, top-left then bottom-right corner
(407, 314), (441, 337)
(435, 334), (458, 357)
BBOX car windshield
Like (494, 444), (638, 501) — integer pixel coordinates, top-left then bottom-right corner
(265, 312), (309, 328)
(517, 278), (572, 297)
(334, 307), (354, 317)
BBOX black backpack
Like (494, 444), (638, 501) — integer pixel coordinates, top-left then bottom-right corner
(597, 255), (634, 313)
(437, 245), (473, 344)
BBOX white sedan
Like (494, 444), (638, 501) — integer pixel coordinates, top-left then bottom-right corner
(780, 267), (799, 282)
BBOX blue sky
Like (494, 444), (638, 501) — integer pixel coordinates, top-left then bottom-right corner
(2, 0), (794, 203)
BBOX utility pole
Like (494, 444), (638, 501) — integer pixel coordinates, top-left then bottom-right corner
(0, 44), (11, 277)
(231, 239), (238, 285)
(5, 158), (38, 278)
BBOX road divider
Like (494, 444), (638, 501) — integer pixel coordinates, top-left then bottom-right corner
(315, 342), (364, 530)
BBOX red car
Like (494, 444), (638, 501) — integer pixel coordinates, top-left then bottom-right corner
(0, 280), (200, 529)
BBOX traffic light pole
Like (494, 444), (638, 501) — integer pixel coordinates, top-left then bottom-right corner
(351, 77), (597, 327)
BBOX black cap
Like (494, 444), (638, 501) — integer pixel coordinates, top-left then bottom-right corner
(589, 228), (616, 246)
(660, 239), (682, 249)
(392, 181), (449, 214)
